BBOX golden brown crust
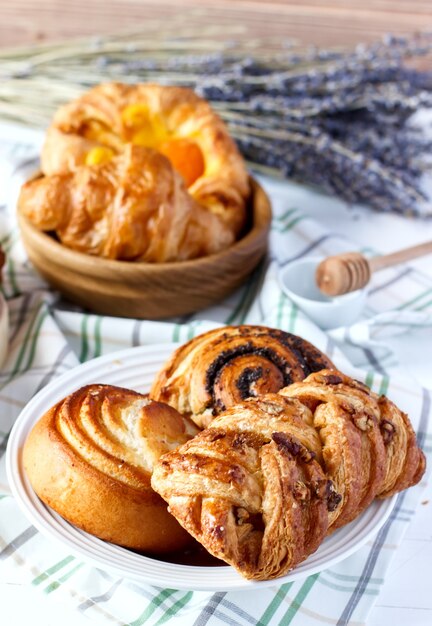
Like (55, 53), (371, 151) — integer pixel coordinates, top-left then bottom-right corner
(150, 325), (334, 428)
(23, 384), (198, 552)
(35, 82), (250, 260)
(376, 394), (426, 497)
(280, 370), (426, 524)
(19, 145), (237, 261)
(151, 394), (332, 580)
(42, 83), (247, 192)
(152, 369), (425, 579)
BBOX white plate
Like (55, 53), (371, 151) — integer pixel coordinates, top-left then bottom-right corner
(6, 343), (396, 591)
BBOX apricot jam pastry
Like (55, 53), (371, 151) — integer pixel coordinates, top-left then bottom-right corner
(41, 83), (248, 199)
(19, 83), (249, 261)
(81, 102), (205, 187)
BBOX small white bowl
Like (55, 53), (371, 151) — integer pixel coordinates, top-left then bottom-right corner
(0, 293), (9, 368)
(279, 257), (366, 330)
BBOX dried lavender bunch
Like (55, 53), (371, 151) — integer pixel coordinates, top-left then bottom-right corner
(0, 31), (431, 215)
(189, 36), (432, 216)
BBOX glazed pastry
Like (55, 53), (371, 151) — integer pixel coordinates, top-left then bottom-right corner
(41, 82), (249, 240)
(151, 371), (425, 580)
(23, 384), (198, 552)
(151, 393), (333, 580)
(280, 370), (426, 523)
(18, 145), (238, 261)
(150, 325), (334, 428)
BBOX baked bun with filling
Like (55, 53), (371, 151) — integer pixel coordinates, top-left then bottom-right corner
(20, 82), (250, 261)
(150, 325), (334, 428)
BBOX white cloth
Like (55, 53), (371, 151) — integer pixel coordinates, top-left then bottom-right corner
(0, 123), (431, 626)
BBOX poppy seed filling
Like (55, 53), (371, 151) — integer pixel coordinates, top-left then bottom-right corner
(206, 343), (293, 397)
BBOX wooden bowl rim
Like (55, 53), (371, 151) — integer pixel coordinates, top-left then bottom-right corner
(18, 176), (271, 274)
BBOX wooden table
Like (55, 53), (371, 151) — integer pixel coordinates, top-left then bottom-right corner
(2, 0), (431, 51)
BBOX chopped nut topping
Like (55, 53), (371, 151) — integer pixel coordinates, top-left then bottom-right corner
(272, 432), (301, 456)
(326, 481), (342, 512)
(311, 479), (342, 511)
(311, 478), (327, 499)
(323, 374), (343, 385)
(293, 481), (310, 502)
(352, 413), (373, 431)
(300, 448), (316, 464)
(234, 507), (250, 526)
(272, 432), (315, 463)
(232, 431), (265, 450)
(380, 419), (396, 444)
(207, 430), (226, 442)
(258, 400), (285, 415)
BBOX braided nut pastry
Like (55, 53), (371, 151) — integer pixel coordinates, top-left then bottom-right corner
(151, 393), (339, 580)
(280, 370), (426, 527)
(150, 325), (334, 428)
(19, 145), (237, 261)
(24, 384), (198, 552)
(151, 372), (425, 580)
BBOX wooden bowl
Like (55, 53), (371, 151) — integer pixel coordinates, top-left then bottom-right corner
(18, 178), (271, 319)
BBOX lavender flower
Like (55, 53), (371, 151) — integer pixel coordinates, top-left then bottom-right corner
(0, 32), (431, 215)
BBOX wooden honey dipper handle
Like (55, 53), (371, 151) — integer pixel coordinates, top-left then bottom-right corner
(316, 241), (432, 296)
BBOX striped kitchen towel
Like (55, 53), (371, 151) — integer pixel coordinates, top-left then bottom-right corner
(0, 123), (431, 626)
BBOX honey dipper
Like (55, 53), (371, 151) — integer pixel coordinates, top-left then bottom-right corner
(316, 241), (432, 297)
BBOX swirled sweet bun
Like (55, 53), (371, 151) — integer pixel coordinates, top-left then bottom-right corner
(19, 145), (236, 261)
(150, 325), (334, 428)
(41, 82), (249, 240)
(23, 384), (198, 552)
